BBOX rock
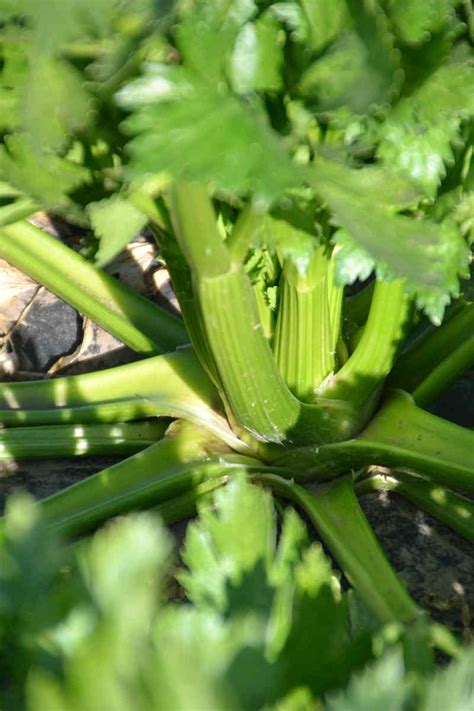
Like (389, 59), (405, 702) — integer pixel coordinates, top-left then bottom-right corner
(10, 288), (82, 373)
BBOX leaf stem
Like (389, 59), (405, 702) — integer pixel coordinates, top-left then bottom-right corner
(275, 390), (474, 491)
(356, 471), (474, 544)
(319, 279), (412, 427)
(256, 473), (420, 624)
(274, 247), (335, 400)
(0, 351), (246, 452)
(0, 420), (166, 460)
(0, 220), (188, 354)
(38, 424), (271, 538)
(389, 302), (474, 406)
(169, 182), (301, 442)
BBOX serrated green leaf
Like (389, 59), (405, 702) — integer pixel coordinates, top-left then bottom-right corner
(378, 112), (461, 199)
(120, 65), (299, 205)
(454, 192), (474, 243)
(23, 57), (92, 153)
(87, 195), (148, 266)
(326, 648), (410, 711)
(310, 160), (469, 323)
(377, 62), (474, 196)
(179, 475), (276, 614)
(298, 0), (400, 114)
(298, 0), (347, 53)
(230, 13), (284, 94)
(177, 0), (254, 87)
(77, 513), (171, 623)
(420, 646), (474, 711)
(387, 0), (455, 45)
(0, 135), (90, 209)
(332, 229), (376, 284)
(150, 607), (244, 711)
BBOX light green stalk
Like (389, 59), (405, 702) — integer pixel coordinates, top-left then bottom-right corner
(0, 351), (248, 452)
(389, 302), (474, 406)
(274, 247), (334, 401)
(275, 390), (474, 492)
(169, 181), (301, 443)
(356, 472), (474, 544)
(257, 473), (420, 625)
(0, 421), (166, 460)
(319, 279), (412, 427)
(0, 220), (188, 354)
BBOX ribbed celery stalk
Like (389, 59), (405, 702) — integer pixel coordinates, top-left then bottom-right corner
(327, 249), (344, 356)
(257, 473), (420, 625)
(0, 220), (188, 354)
(37, 422), (269, 538)
(169, 183), (370, 445)
(0, 351), (247, 452)
(389, 302), (474, 406)
(275, 390), (474, 491)
(356, 472), (474, 544)
(319, 279), (412, 429)
(343, 281), (374, 331)
(274, 247), (334, 400)
(39, 422), (218, 536)
(228, 207), (279, 341)
(0, 421), (165, 460)
(151, 225), (221, 386)
(169, 182), (301, 443)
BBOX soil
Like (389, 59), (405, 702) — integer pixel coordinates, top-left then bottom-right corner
(0, 223), (472, 637)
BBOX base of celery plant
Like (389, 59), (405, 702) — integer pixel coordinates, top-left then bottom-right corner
(1, 223), (472, 637)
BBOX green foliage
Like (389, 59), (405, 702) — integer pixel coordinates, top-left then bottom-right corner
(120, 64), (299, 206)
(0, 479), (471, 711)
(0, 5), (472, 709)
(86, 195), (148, 266)
(0, 0), (471, 322)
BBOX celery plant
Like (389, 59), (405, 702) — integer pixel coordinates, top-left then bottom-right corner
(0, 0), (472, 642)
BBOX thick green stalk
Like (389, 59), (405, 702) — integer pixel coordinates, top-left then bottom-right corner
(169, 182), (231, 278)
(0, 351), (247, 452)
(227, 205), (262, 265)
(257, 473), (420, 624)
(389, 302), (474, 406)
(229, 208), (278, 340)
(0, 420), (165, 460)
(0, 220), (188, 354)
(274, 248), (334, 401)
(151, 477), (228, 526)
(343, 281), (374, 332)
(38, 424), (268, 538)
(412, 337), (474, 407)
(39, 423), (219, 536)
(252, 285), (276, 341)
(275, 390), (474, 491)
(170, 182), (300, 442)
(151, 224), (221, 386)
(319, 279), (412, 424)
(356, 472), (474, 544)
(169, 182), (356, 445)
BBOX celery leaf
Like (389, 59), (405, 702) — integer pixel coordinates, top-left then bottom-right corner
(87, 195), (148, 266)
